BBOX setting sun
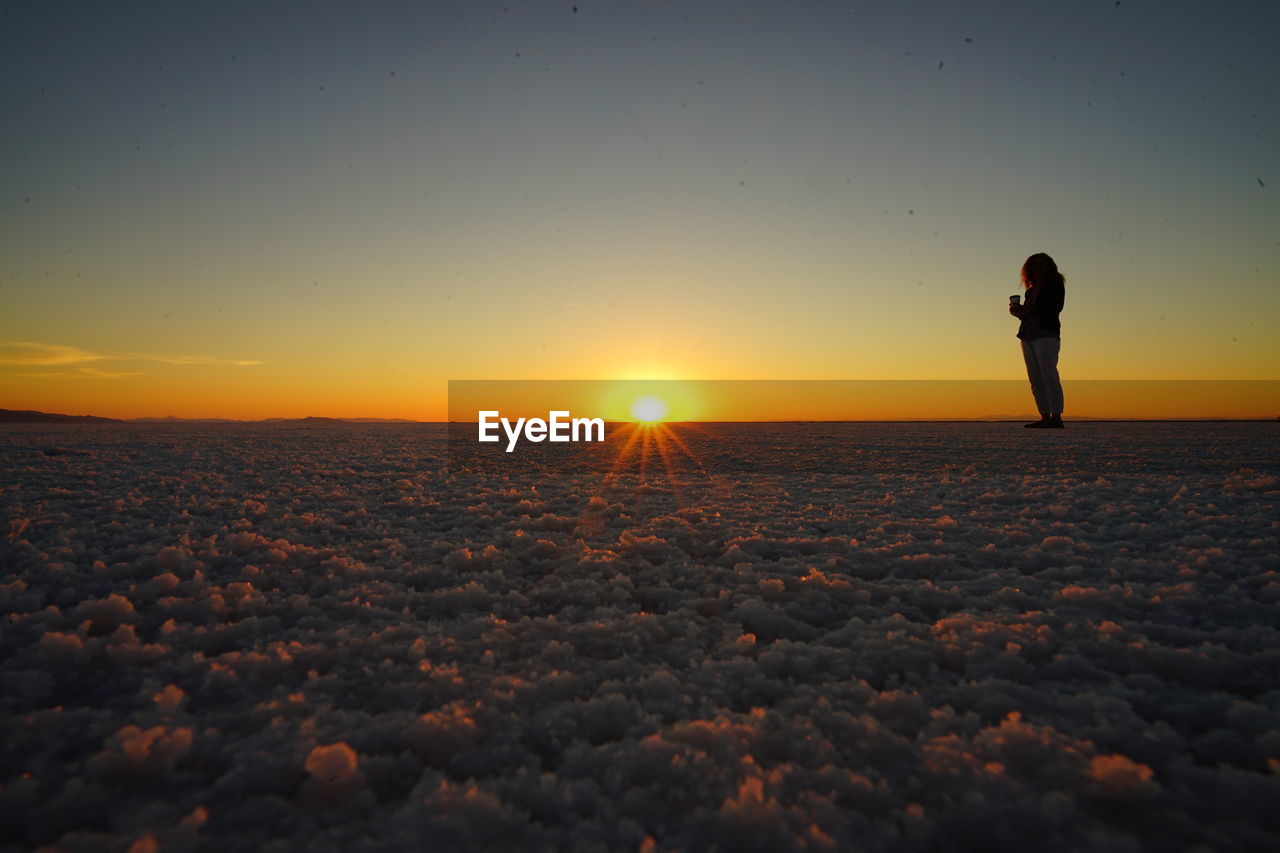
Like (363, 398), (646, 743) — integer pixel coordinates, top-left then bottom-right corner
(630, 395), (669, 423)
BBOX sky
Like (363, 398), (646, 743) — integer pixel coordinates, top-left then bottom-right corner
(1, 0), (1277, 419)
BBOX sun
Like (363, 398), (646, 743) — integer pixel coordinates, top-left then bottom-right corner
(630, 395), (669, 424)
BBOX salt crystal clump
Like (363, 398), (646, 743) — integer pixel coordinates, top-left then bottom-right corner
(155, 545), (188, 571)
(88, 725), (194, 780)
(408, 702), (480, 766)
(299, 741), (366, 806)
(1089, 753), (1159, 800)
(75, 593), (136, 634)
(38, 631), (86, 664)
(153, 684), (186, 712)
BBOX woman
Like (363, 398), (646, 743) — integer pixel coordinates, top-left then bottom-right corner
(1010, 252), (1066, 428)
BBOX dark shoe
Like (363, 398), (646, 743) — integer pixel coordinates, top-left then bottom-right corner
(1045, 414), (1064, 429)
(1024, 416), (1049, 428)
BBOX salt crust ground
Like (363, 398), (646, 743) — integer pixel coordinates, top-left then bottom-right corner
(1, 422), (1278, 852)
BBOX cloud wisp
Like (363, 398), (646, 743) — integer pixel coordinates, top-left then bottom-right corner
(0, 341), (265, 376)
(9, 367), (146, 380)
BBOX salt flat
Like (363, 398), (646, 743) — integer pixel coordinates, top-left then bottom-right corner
(2, 422), (1278, 851)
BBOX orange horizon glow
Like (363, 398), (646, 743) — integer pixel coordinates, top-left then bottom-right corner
(4, 378), (1280, 422)
(443, 379), (1280, 425)
(2, 371), (1280, 422)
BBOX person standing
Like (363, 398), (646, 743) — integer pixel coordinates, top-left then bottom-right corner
(1010, 253), (1066, 428)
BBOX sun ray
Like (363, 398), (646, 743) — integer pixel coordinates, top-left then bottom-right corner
(639, 423), (653, 479)
(601, 392), (721, 506)
(655, 422), (708, 474)
(604, 421), (645, 484)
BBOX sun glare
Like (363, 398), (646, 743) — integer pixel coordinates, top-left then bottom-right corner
(630, 395), (669, 423)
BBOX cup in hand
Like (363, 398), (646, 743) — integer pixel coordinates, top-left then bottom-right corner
(1009, 294), (1021, 307)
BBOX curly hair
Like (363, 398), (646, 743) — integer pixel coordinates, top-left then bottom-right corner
(1021, 252), (1065, 290)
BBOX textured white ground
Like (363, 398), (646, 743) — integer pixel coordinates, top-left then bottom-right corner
(1, 422), (1278, 852)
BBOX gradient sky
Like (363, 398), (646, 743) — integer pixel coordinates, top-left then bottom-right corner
(2, 0), (1277, 419)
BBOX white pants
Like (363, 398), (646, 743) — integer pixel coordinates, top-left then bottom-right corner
(1021, 337), (1063, 416)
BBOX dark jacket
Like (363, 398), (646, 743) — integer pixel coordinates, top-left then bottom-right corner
(1016, 279), (1065, 340)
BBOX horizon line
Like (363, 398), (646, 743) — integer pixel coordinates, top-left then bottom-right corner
(3, 409), (1277, 425)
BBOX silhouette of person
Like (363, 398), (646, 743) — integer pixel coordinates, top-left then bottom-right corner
(1009, 253), (1066, 428)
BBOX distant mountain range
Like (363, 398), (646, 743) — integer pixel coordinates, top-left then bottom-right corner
(0, 408), (120, 424)
(0, 409), (422, 424)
